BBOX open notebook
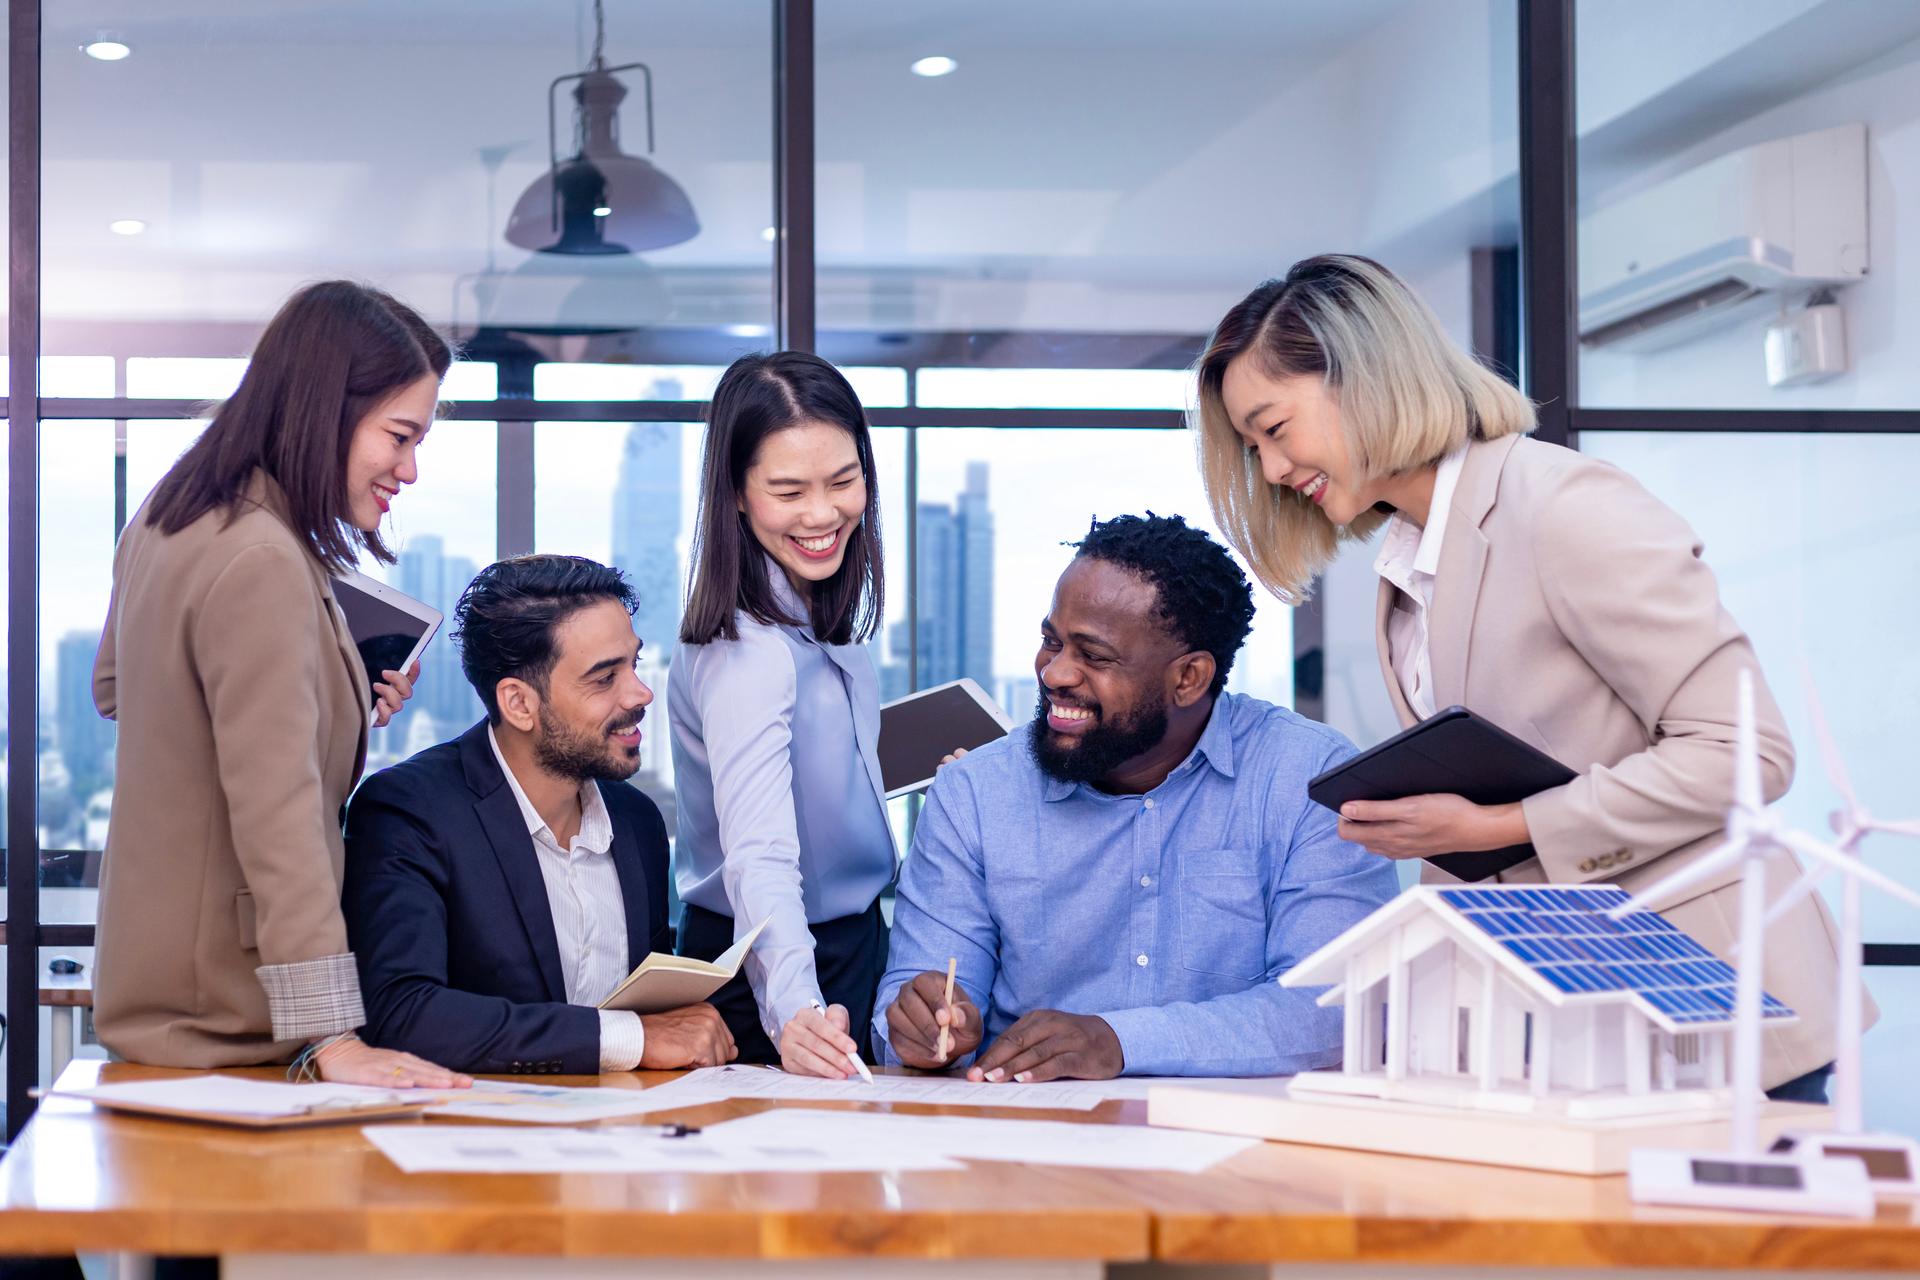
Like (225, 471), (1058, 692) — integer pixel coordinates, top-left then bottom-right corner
(598, 919), (768, 1014)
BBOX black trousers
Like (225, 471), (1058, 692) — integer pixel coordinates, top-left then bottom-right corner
(678, 899), (888, 1066)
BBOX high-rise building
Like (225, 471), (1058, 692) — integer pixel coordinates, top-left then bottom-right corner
(897, 462), (995, 691)
(611, 422), (683, 661)
(56, 630), (115, 796)
(397, 535), (483, 738)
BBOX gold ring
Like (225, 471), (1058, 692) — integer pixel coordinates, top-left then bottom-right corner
(391, 1066), (405, 1077)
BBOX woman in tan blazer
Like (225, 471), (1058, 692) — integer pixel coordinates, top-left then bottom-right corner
(1191, 254), (1864, 1099)
(93, 281), (468, 1087)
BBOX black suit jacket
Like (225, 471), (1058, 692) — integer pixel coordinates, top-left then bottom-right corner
(342, 719), (673, 1074)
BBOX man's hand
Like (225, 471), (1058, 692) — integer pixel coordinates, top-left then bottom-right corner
(967, 1010), (1123, 1084)
(314, 1034), (471, 1089)
(886, 970), (982, 1069)
(640, 1003), (737, 1069)
(1337, 794), (1528, 860)
(780, 1003), (863, 1079)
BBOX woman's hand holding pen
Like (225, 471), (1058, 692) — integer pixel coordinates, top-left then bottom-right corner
(886, 968), (982, 1069)
(1337, 794), (1529, 859)
(371, 659), (422, 729)
(780, 1002), (866, 1079)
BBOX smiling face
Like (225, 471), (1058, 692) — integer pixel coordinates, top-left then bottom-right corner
(526, 599), (654, 784)
(1028, 557), (1188, 785)
(737, 421), (868, 592)
(343, 371), (441, 532)
(1219, 356), (1383, 528)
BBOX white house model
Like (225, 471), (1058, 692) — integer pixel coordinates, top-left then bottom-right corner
(1280, 883), (1796, 1120)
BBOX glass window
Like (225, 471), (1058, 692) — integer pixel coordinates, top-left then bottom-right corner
(42, 2), (772, 363)
(908, 428), (1292, 719)
(1575, 1), (1920, 409)
(819, 0), (1519, 360)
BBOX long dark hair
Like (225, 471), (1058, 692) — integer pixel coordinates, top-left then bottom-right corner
(680, 352), (884, 646)
(145, 280), (452, 572)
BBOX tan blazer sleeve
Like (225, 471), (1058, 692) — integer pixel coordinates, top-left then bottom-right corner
(193, 541), (363, 1034)
(1519, 461), (1794, 872)
(94, 596), (119, 721)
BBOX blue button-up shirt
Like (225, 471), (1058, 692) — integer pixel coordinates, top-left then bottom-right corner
(874, 692), (1397, 1076)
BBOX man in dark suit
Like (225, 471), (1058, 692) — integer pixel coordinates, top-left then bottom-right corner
(343, 555), (734, 1075)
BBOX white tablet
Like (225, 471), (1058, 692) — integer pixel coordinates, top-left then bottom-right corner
(332, 571), (442, 707)
(878, 678), (1016, 799)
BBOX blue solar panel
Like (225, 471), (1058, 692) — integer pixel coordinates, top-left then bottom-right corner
(1436, 885), (1794, 1026)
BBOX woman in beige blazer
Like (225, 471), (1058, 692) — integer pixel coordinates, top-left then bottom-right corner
(93, 281), (468, 1087)
(1191, 254), (1863, 1099)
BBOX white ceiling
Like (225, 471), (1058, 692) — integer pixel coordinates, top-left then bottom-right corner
(30, 0), (1913, 337)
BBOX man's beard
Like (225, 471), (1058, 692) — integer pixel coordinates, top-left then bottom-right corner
(1027, 686), (1169, 785)
(533, 703), (645, 784)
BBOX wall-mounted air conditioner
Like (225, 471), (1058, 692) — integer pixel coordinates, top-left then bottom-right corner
(1578, 123), (1868, 351)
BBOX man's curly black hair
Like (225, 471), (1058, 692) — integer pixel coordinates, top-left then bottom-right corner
(1070, 513), (1256, 697)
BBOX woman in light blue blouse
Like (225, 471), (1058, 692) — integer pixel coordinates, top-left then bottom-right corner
(670, 352), (896, 1078)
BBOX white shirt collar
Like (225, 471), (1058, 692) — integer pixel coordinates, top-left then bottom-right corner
(1374, 447), (1468, 586)
(486, 725), (614, 856)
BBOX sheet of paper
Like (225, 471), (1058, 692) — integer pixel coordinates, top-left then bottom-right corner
(623, 1065), (1256, 1113)
(59, 1076), (408, 1118)
(364, 1123), (963, 1175)
(701, 1108), (1259, 1173)
(419, 1079), (707, 1125)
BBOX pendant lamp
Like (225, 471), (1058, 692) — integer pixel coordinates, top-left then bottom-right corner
(504, 0), (699, 256)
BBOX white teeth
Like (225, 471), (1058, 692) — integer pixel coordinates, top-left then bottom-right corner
(1302, 473), (1327, 499)
(794, 532), (836, 552)
(1049, 701), (1093, 722)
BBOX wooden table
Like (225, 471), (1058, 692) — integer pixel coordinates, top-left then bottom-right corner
(1, 1062), (1916, 1278)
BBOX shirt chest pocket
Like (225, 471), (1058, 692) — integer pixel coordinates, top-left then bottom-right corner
(1179, 848), (1268, 982)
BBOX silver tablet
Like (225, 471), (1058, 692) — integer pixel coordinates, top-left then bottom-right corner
(878, 678), (1016, 798)
(332, 571), (443, 707)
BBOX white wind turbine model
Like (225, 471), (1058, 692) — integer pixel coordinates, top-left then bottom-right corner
(1604, 670), (1907, 1218)
(1764, 672), (1920, 1193)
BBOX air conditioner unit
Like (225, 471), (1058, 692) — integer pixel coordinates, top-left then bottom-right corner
(1578, 123), (1867, 351)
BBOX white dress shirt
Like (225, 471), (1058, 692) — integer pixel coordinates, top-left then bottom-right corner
(1373, 449), (1467, 721)
(487, 728), (646, 1071)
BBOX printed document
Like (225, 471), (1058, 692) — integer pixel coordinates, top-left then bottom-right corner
(364, 1123), (963, 1175)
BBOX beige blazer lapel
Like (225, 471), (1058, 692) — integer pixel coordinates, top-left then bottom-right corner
(1425, 435), (1520, 708)
(1373, 577), (1418, 729)
(247, 473), (374, 770)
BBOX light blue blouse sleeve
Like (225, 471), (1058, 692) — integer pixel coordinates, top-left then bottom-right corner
(685, 625), (823, 1041)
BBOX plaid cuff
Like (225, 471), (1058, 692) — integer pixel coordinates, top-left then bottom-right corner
(255, 952), (366, 1042)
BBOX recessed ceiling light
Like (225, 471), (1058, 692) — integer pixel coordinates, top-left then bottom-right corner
(760, 226), (777, 242)
(592, 205), (613, 217)
(910, 56), (957, 78)
(109, 219), (147, 236)
(83, 40), (132, 61)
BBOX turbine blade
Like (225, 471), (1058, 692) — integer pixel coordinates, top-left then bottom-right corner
(1779, 830), (1920, 914)
(1760, 864), (1830, 931)
(1800, 662), (1859, 813)
(1735, 669), (1762, 813)
(1607, 839), (1747, 918)
(1871, 818), (1920, 838)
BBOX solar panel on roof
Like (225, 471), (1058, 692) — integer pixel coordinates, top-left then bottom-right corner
(1435, 885), (1794, 1026)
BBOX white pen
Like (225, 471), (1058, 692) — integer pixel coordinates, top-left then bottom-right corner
(809, 998), (875, 1084)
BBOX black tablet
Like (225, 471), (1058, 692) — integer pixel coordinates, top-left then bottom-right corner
(332, 572), (442, 708)
(879, 678), (1015, 798)
(1306, 706), (1577, 882)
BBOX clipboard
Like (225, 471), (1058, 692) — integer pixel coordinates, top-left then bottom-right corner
(45, 1075), (432, 1129)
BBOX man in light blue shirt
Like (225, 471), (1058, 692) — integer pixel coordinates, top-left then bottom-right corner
(875, 514), (1396, 1080)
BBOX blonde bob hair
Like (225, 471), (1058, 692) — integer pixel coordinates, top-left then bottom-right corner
(1192, 254), (1535, 604)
